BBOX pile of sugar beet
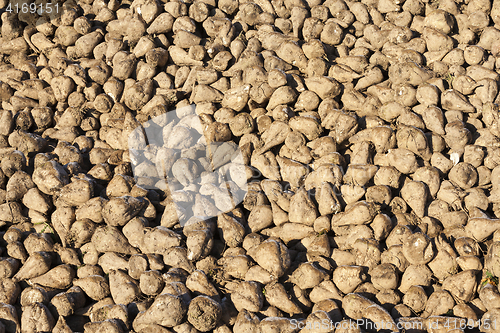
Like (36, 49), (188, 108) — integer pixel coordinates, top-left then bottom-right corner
(4, 0), (500, 331)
